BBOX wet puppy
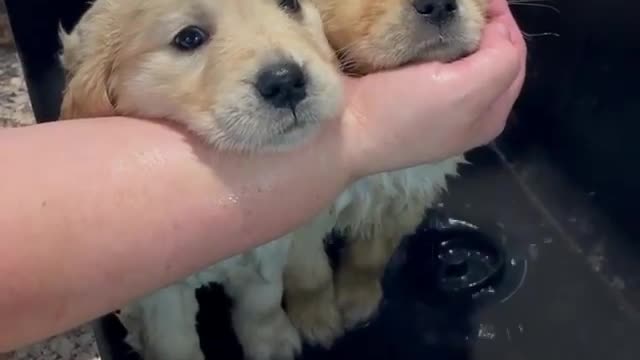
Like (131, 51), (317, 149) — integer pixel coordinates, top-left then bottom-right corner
(59, 0), (342, 359)
(284, 0), (489, 347)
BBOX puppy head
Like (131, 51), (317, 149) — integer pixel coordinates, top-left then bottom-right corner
(309, 0), (488, 73)
(59, 0), (343, 152)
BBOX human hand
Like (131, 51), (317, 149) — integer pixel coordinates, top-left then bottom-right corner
(337, 0), (527, 179)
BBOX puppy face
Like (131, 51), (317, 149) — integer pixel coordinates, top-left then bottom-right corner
(309, 0), (488, 73)
(59, 0), (343, 152)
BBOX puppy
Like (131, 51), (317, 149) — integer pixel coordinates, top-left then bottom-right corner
(283, 0), (489, 347)
(58, 0), (343, 359)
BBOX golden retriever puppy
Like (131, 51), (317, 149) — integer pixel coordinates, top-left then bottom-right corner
(283, 0), (489, 347)
(59, 0), (343, 359)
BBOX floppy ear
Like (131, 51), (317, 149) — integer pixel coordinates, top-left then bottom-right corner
(58, 24), (115, 120)
(59, 59), (115, 119)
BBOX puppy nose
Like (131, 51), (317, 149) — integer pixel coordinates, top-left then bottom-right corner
(413, 0), (458, 24)
(255, 62), (307, 109)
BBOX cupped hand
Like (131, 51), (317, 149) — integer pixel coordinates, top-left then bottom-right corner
(338, 0), (527, 179)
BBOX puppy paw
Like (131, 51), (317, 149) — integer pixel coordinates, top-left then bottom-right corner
(286, 287), (343, 348)
(335, 272), (383, 329)
(238, 312), (302, 360)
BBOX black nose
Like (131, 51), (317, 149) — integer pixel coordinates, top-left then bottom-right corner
(413, 0), (458, 24)
(255, 62), (307, 109)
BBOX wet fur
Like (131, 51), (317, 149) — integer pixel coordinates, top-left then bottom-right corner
(283, 0), (489, 347)
(313, 0), (487, 74)
(58, 0), (342, 359)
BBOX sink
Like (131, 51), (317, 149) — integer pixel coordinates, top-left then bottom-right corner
(6, 0), (639, 359)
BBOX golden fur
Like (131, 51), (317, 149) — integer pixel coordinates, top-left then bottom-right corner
(59, 0), (343, 153)
(59, 0), (344, 359)
(312, 0), (487, 74)
(284, 0), (489, 348)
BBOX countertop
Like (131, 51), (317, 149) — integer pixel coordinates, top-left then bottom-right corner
(0, 41), (102, 360)
(0, 46), (33, 127)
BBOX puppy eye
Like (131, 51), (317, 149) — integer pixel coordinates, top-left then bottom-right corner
(279, 0), (301, 13)
(173, 26), (209, 51)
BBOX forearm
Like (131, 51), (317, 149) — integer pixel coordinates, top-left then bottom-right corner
(0, 117), (347, 351)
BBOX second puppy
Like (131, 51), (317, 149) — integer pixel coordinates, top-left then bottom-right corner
(284, 0), (489, 347)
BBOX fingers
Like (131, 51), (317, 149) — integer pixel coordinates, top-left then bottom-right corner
(470, 53), (526, 147)
(452, 0), (527, 144)
(487, 0), (512, 19)
(472, 86), (518, 146)
(481, 50), (526, 142)
(476, 3), (528, 145)
(490, 0), (527, 59)
(433, 20), (521, 113)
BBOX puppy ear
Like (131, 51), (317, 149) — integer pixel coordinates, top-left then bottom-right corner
(59, 59), (115, 119)
(58, 24), (115, 119)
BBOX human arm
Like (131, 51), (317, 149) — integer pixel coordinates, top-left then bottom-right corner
(0, 117), (349, 351)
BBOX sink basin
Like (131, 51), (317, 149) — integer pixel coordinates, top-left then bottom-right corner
(6, 0), (639, 359)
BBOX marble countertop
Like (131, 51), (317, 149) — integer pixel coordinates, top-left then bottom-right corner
(0, 43), (102, 360)
(0, 46), (34, 128)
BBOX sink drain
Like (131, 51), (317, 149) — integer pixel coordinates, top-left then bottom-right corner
(396, 211), (528, 309)
(436, 231), (506, 295)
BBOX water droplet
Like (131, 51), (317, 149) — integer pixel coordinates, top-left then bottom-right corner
(611, 276), (626, 290)
(528, 244), (539, 260)
(478, 323), (496, 340)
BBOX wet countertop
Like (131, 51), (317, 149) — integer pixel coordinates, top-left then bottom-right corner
(0, 41), (101, 360)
